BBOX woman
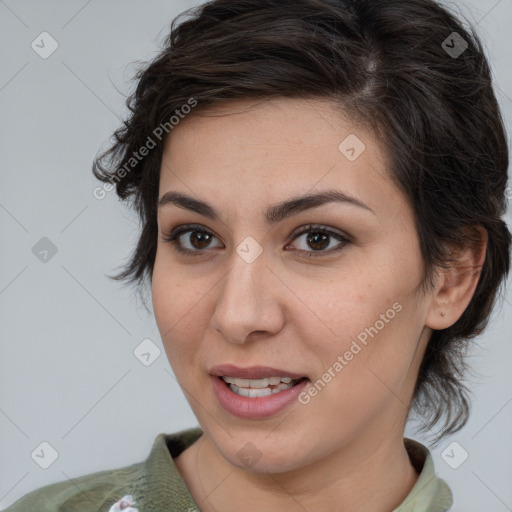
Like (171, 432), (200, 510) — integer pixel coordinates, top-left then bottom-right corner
(5, 0), (510, 510)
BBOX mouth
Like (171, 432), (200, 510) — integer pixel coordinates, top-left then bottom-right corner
(220, 375), (308, 397)
(209, 364), (309, 399)
(209, 365), (310, 419)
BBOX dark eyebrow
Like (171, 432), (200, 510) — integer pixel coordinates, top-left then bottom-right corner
(158, 189), (376, 224)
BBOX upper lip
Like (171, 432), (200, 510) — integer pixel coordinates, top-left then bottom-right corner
(209, 364), (307, 380)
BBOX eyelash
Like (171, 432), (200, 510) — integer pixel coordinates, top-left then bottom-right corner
(161, 223), (351, 258)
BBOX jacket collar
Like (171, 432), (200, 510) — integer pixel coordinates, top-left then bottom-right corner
(144, 429), (453, 512)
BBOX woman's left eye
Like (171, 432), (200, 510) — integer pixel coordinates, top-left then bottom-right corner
(288, 225), (351, 256)
(162, 223), (351, 257)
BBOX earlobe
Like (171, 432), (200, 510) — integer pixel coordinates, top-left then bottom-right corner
(425, 226), (487, 330)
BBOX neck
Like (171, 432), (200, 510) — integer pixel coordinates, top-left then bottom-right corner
(175, 425), (420, 512)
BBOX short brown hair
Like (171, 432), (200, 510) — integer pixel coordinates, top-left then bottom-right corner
(92, 0), (511, 442)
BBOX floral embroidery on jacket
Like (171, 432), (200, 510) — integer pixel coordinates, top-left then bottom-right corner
(108, 494), (139, 511)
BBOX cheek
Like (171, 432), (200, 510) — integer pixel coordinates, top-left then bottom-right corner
(152, 261), (180, 333)
(152, 250), (202, 323)
(151, 255), (206, 360)
(297, 256), (422, 381)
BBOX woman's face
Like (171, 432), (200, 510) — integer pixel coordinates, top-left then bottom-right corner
(152, 97), (435, 473)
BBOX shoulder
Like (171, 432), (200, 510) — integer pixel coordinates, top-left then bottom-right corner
(3, 428), (203, 512)
(2, 460), (145, 512)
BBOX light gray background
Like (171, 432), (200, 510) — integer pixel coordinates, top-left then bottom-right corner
(0, 1), (511, 510)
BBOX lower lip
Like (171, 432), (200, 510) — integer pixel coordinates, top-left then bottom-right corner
(211, 376), (309, 419)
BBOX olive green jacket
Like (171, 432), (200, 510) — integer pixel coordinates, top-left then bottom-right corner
(4, 428), (453, 511)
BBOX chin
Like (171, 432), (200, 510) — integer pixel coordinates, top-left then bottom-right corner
(207, 426), (313, 474)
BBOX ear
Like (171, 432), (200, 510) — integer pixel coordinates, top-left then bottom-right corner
(425, 226), (488, 330)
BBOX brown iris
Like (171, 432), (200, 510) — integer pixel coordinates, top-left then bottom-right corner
(307, 232), (329, 251)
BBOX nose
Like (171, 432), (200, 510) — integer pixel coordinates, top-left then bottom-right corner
(210, 249), (286, 344)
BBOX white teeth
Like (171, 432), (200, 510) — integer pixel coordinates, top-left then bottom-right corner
(249, 378), (269, 388)
(221, 376), (298, 387)
(222, 377), (269, 388)
(231, 385), (273, 398)
(224, 377), (300, 397)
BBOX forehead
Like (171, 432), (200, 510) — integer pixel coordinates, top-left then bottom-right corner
(162, 98), (380, 173)
(158, 97), (404, 221)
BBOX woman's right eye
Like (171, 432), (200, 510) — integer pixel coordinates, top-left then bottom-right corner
(162, 225), (222, 256)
